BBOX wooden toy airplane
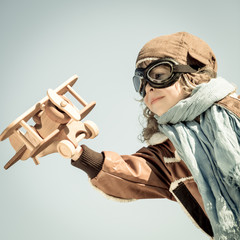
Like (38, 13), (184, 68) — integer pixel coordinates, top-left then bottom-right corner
(0, 75), (99, 170)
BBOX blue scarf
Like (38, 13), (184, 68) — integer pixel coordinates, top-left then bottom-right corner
(155, 77), (240, 239)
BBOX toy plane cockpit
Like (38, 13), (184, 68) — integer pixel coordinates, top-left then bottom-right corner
(0, 75), (99, 169)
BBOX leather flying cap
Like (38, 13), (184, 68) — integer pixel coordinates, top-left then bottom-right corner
(136, 32), (217, 73)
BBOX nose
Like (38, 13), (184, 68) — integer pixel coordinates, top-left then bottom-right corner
(145, 83), (154, 94)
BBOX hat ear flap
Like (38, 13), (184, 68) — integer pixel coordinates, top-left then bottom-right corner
(187, 50), (207, 70)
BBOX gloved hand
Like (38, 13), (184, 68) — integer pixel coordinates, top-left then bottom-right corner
(71, 145), (104, 179)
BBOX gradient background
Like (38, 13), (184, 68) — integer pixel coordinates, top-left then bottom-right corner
(1, 1), (240, 239)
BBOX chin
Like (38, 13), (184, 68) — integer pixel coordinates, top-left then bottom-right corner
(155, 111), (165, 117)
(155, 108), (168, 116)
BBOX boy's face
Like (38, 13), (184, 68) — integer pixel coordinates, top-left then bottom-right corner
(143, 81), (185, 116)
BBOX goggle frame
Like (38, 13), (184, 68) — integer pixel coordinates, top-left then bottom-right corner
(133, 58), (197, 97)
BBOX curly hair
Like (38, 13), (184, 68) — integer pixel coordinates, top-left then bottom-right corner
(139, 67), (217, 142)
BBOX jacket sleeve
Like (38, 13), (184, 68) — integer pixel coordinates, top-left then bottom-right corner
(71, 142), (176, 201)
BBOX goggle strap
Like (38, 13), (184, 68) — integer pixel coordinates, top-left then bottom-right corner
(173, 65), (197, 73)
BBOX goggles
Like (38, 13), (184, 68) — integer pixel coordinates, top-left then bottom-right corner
(133, 58), (197, 97)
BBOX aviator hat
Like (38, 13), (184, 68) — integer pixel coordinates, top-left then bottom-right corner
(136, 31), (217, 73)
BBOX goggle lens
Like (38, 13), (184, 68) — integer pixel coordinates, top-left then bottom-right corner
(147, 64), (172, 82)
(133, 75), (142, 93)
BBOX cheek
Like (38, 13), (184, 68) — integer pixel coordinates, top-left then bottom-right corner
(168, 83), (184, 101)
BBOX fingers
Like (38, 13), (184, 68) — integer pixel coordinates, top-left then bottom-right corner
(71, 145), (83, 161)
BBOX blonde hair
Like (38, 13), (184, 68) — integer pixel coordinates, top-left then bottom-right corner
(139, 67), (217, 142)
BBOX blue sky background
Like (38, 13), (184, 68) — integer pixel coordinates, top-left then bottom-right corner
(0, 1), (240, 239)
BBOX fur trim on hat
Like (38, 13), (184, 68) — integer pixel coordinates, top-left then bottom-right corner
(136, 57), (159, 68)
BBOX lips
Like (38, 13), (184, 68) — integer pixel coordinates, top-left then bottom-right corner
(151, 96), (165, 105)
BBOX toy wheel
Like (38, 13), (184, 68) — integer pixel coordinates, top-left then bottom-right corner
(57, 140), (76, 158)
(84, 120), (99, 139)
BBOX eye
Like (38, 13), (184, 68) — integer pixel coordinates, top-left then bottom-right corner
(148, 64), (171, 80)
(155, 73), (164, 80)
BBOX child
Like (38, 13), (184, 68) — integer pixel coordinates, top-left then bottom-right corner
(71, 32), (240, 239)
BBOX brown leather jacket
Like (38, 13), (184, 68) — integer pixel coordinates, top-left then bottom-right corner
(71, 94), (240, 239)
